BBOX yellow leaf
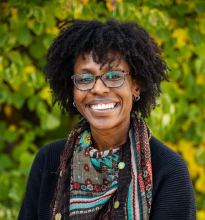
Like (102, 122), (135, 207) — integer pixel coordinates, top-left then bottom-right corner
(106, 0), (122, 12)
(155, 38), (163, 47)
(81, 0), (89, 5)
(0, 209), (5, 218)
(197, 210), (205, 220)
(23, 66), (36, 74)
(175, 0), (183, 4)
(52, 27), (59, 35)
(182, 147), (204, 179)
(38, 86), (51, 100)
(181, 124), (188, 132)
(10, 7), (18, 18)
(27, 19), (35, 29)
(172, 28), (188, 47)
(46, 27), (59, 35)
(178, 139), (193, 152)
(169, 18), (177, 30)
(74, 4), (83, 19)
(4, 105), (12, 117)
(196, 74), (205, 85)
(164, 141), (178, 152)
(8, 124), (17, 132)
(0, 63), (3, 72)
(195, 174), (205, 193)
(188, 2), (195, 10)
(177, 87), (184, 94)
(1, 2), (10, 18)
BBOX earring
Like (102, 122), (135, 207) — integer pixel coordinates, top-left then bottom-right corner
(73, 101), (76, 107)
(133, 95), (140, 101)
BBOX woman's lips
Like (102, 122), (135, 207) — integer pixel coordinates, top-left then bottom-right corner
(89, 102), (117, 110)
(87, 103), (119, 116)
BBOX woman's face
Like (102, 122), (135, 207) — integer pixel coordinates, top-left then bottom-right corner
(73, 52), (140, 131)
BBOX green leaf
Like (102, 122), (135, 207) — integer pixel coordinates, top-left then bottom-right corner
(33, 6), (45, 22)
(162, 113), (171, 127)
(41, 113), (61, 130)
(195, 148), (205, 166)
(0, 154), (14, 172)
(27, 95), (39, 111)
(33, 20), (44, 35)
(13, 26), (30, 46)
(0, 121), (7, 133)
(191, 33), (202, 45)
(8, 187), (21, 202)
(156, 28), (170, 41)
(0, 90), (7, 103)
(199, 19), (205, 34)
(195, 4), (204, 14)
(176, 3), (188, 15)
(21, 5), (33, 18)
(8, 0), (22, 7)
(43, 34), (54, 49)
(8, 51), (22, 65)
(36, 100), (47, 118)
(19, 83), (35, 98)
(24, 131), (35, 142)
(152, 0), (160, 6)
(195, 45), (205, 58)
(18, 7), (28, 22)
(29, 42), (46, 59)
(170, 69), (181, 81)
(19, 151), (35, 176)
(12, 93), (24, 109)
(54, 2), (68, 20)
(35, 126), (45, 137)
(0, 33), (9, 47)
(20, 120), (32, 129)
(4, 129), (18, 142)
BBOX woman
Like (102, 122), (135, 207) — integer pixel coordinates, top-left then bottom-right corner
(18, 19), (196, 220)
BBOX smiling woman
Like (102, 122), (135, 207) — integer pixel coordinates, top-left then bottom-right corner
(18, 19), (196, 220)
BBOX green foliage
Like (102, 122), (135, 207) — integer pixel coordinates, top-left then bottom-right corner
(0, 0), (205, 219)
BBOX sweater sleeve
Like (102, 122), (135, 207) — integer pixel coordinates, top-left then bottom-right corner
(18, 147), (46, 220)
(150, 140), (196, 220)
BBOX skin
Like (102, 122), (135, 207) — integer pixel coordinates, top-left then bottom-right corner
(73, 52), (140, 151)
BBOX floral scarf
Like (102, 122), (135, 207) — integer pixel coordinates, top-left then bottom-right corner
(52, 112), (153, 220)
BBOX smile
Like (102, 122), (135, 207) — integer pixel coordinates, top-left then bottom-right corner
(89, 103), (117, 110)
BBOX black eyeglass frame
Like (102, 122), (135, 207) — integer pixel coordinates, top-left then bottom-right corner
(71, 70), (131, 91)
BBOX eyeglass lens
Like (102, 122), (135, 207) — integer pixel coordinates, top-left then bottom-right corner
(74, 71), (125, 90)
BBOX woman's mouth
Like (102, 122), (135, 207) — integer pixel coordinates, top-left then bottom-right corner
(89, 103), (118, 110)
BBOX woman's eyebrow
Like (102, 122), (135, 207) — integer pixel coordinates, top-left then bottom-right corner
(81, 65), (121, 72)
(81, 68), (91, 72)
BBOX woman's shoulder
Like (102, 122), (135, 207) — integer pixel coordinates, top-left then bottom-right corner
(149, 136), (187, 170)
(149, 136), (192, 188)
(38, 138), (67, 155)
(32, 138), (67, 174)
(149, 137), (196, 219)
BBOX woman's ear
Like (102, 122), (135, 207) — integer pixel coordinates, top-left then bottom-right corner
(132, 79), (141, 98)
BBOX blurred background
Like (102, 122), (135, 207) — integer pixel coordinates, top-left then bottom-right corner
(0, 0), (205, 219)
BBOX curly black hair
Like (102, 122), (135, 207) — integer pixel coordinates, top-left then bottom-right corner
(44, 19), (170, 118)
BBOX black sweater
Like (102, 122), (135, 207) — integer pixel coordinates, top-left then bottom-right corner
(18, 136), (196, 220)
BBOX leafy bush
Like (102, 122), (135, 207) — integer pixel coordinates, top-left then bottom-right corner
(0, 0), (205, 219)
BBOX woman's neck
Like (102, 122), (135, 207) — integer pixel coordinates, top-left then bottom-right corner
(90, 119), (130, 151)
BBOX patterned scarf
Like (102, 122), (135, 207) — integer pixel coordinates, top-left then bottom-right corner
(52, 112), (153, 220)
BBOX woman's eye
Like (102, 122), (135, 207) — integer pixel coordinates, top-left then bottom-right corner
(81, 78), (92, 81)
(107, 74), (120, 80)
(78, 76), (94, 83)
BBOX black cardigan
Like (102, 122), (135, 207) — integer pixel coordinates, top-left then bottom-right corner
(18, 136), (196, 220)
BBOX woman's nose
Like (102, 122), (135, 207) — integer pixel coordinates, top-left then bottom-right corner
(90, 77), (110, 95)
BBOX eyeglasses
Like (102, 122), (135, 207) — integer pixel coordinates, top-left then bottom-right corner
(71, 70), (131, 91)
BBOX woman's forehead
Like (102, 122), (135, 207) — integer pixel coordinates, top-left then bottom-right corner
(75, 51), (130, 71)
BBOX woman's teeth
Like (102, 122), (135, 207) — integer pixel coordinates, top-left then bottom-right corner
(90, 103), (116, 110)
